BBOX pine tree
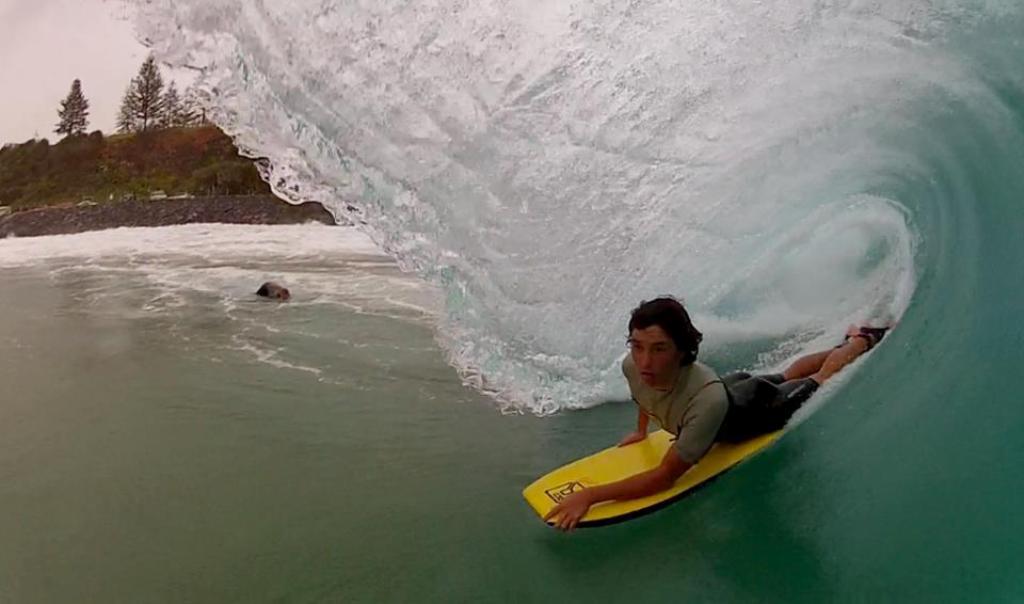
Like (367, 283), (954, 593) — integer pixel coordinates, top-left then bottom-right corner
(160, 81), (184, 128)
(116, 83), (138, 133)
(55, 79), (90, 137)
(124, 56), (166, 132)
(182, 86), (207, 127)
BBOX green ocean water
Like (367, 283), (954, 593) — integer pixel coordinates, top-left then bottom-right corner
(5, 2), (1024, 602)
(1, 184), (1024, 604)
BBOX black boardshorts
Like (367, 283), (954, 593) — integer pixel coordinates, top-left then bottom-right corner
(716, 372), (819, 442)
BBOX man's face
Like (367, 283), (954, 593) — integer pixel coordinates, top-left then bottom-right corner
(629, 325), (683, 389)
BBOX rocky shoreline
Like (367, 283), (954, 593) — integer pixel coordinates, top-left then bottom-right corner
(0, 195), (337, 238)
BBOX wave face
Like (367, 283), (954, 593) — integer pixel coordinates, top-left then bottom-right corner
(128, 1), (1024, 413)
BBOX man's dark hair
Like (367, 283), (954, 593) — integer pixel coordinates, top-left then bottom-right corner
(628, 297), (703, 365)
(256, 283), (270, 297)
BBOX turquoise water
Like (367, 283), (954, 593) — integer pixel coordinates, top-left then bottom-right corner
(5, 1), (1024, 600)
(1, 215), (1023, 601)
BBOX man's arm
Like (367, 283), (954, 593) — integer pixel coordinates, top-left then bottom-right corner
(546, 383), (727, 531)
(545, 448), (690, 531)
(588, 447), (690, 501)
(618, 405), (650, 446)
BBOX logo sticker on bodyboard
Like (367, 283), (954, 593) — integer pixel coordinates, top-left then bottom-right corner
(545, 481), (585, 503)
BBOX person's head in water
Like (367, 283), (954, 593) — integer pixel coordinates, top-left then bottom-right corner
(256, 281), (291, 301)
(627, 297), (703, 389)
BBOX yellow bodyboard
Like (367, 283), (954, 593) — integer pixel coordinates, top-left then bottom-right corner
(523, 430), (780, 527)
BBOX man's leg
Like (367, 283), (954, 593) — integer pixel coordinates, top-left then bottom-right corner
(733, 331), (878, 437)
(809, 336), (870, 385)
(780, 323), (888, 383)
(781, 350), (833, 381)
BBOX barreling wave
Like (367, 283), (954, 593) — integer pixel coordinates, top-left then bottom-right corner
(125, 0), (1024, 413)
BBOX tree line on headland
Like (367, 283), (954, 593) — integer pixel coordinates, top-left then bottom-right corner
(54, 56), (209, 139)
(1, 57), (270, 210)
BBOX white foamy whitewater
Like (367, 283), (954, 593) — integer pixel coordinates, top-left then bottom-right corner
(111, 0), (996, 413)
(0, 223), (440, 378)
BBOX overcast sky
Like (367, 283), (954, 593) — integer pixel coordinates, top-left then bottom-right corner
(0, 0), (191, 145)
